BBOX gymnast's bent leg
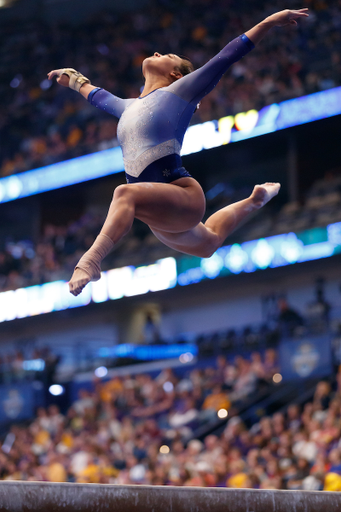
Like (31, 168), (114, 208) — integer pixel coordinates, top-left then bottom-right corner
(69, 188), (135, 296)
(69, 178), (205, 296)
(150, 182), (281, 258)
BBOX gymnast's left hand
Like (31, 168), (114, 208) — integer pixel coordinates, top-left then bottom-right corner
(267, 8), (309, 27)
(47, 69), (70, 87)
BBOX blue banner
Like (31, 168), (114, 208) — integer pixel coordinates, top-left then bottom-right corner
(279, 335), (332, 381)
(98, 343), (197, 361)
(0, 383), (35, 424)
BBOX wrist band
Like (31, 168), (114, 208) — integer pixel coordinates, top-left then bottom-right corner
(62, 68), (91, 92)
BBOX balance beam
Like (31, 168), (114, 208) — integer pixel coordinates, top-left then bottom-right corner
(0, 482), (340, 512)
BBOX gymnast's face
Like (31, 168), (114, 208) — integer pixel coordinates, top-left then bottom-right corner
(142, 52), (183, 81)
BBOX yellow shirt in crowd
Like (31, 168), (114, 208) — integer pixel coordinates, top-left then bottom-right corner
(202, 392), (230, 411)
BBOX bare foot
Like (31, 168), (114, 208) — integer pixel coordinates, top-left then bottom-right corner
(69, 268), (93, 297)
(251, 182), (281, 209)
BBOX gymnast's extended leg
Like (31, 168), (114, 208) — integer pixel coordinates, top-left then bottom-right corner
(150, 182), (280, 257)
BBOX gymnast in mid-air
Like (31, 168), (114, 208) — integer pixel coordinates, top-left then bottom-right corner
(48, 8), (309, 296)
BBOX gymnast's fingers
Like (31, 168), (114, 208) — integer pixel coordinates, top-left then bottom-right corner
(47, 69), (63, 80)
(291, 9), (309, 18)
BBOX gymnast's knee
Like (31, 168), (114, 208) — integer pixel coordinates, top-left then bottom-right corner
(111, 185), (136, 219)
(196, 230), (222, 258)
(112, 184), (133, 203)
(198, 241), (219, 259)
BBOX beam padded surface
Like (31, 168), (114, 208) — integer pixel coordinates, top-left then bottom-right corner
(0, 482), (340, 512)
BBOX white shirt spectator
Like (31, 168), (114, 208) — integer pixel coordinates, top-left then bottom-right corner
(292, 439), (318, 462)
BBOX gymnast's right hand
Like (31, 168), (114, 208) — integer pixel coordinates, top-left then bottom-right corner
(47, 69), (70, 87)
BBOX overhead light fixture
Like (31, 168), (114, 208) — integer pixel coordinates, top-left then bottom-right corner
(94, 366), (108, 378)
(0, 0), (17, 8)
(49, 384), (64, 396)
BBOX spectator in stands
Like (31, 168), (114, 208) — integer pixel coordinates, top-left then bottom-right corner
(328, 448), (341, 475)
(73, 389), (96, 416)
(324, 472), (341, 492)
(287, 404), (302, 433)
(230, 357), (257, 402)
(277, 297), (304, 336)
(302, 469), (324, 491)
(250, 352), (266, 381)
(286, 458), (310, 490)
(46, 453), (67, 483)
(263, 348), (279, 381)
(292, 431), (318, 463)
(306, 278), (331, 332)
(214, 355), (228, 385)
(200, 435), (223, 467)
(202, 385), (230, 413)
(226, 459), (249, 488)
(168, 398), (199, 432)
(314, 380), (331, 410)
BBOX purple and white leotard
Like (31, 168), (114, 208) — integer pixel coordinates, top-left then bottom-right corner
(88, 34), (254, 184)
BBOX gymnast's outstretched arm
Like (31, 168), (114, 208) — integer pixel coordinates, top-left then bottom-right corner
(245, 8), (309, 45)
(169, 8), (309, 106)
(47, 69), (96, 98)
(47, 69), (131, 118)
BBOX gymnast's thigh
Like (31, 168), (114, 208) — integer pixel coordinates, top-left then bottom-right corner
(150, 222), (218, 258)
(127, 177), (206, 233)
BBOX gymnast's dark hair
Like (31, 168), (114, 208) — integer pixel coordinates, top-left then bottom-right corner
(177, 58), (194, 76)
(175, 58), (200, 111)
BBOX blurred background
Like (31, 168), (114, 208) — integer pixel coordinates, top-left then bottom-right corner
(1, 0), (341, 492)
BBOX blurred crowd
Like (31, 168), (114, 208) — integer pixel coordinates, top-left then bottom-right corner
(1, 354), (341, 492)
(0, 347), (59, 386)
(1, 0), (341, 177)
(0, 351), (277, 484)
(0, 212), (105, 292)
(0, 207), (174, 292)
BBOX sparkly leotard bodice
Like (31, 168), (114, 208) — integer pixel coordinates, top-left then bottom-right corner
(88, 34), (254, 183)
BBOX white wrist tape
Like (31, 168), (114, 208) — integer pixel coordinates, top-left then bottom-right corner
(62, 68), (91, 92)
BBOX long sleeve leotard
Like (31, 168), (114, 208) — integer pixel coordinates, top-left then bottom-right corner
(88, 34), (254, 183)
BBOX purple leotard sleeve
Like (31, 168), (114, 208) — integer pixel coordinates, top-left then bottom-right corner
(167, 34), (254, 105)
(88, 88), (133, 118)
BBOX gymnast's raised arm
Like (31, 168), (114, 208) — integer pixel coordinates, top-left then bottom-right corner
(245, 8), (309, 45)
(47, 68), (130, 118)
(169, 8), (309, 106)
(47, 69), (96, 99)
